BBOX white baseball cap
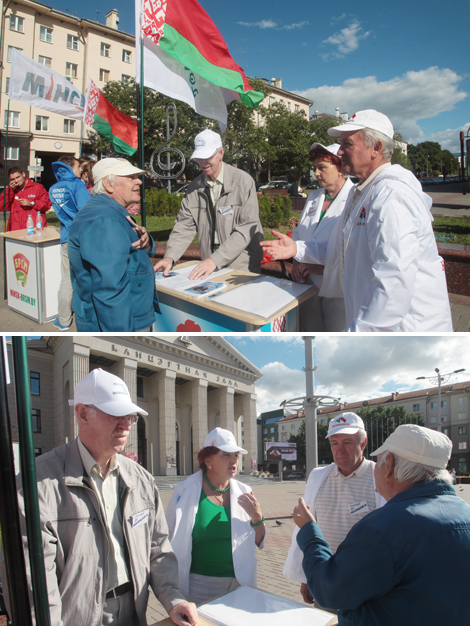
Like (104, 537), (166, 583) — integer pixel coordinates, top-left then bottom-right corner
(92, 157), (144, 186)
(68, 368), (148, 416)
(309, 142), (341, 156)
(191, 129), (223, 159)
(327, 412), (365, 438)
(327, 109), (394, 140)
(371, 424), (452, 469)
(203, 427), (248, 454)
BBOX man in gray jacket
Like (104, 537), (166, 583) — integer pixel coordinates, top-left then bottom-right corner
(1, 368), (197, 626)
(154, 129), (263, 281)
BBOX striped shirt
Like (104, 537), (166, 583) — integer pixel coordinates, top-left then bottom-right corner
(314, 459), (377, 554)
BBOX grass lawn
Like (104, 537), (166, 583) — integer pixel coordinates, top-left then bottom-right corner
(46, 213), (470, 245)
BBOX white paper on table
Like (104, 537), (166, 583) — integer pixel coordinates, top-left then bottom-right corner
(155, 266), (232, 292)
(211, 276), (312, 319)
(198, 586), (337, 626)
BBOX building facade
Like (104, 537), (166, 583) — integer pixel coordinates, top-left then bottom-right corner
(5, 336), (262, 475)
(314, 382), (470, 473)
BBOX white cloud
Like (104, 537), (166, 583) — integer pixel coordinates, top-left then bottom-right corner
(237, 20), (310, 31)
(420, 122), (470, 153)
(322, 20), (371, 58)
(330, 13), (349, 26)
(295, 67), (468, 144)
(254, 336), (470, 415)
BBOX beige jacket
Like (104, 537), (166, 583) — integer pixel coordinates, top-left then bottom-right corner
(165, 163), (263, 272)
(2, 439), (185, 626)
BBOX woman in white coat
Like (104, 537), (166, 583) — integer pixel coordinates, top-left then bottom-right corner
(166, 427), (266, 605)
(292, 143), (354, 331)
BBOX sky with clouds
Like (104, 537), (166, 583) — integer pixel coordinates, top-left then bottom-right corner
(226, 335), (470, 416)
(53, 0), (469, 152)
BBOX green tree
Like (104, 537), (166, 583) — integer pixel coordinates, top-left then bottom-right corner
(357, 405), (424, 457)
(391, 132), (412, 170)
(309, 117), (342, 146)
(288, 420), (306, 470)
(287, 420), (333, 470)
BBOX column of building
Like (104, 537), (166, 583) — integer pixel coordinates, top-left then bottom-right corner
(156, 369), (177, 476)
(240, 393), (258, 470)
(112, 357), (138, 457)
(217, 387), (235, 432)
(71, 342), (90, 439)
(191, 378), (208, 473)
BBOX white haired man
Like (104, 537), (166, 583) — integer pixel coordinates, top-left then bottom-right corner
(293, 424), (470, 625)
(284, 413), (385, 612)
(1, 369), (197, 626)
(68, 158), (160, 331)
(261, 110), (452, 332)
(154, 129), (263, 281)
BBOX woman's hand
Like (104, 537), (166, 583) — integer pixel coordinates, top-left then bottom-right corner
(293, 497), (315, 528)
(300, 263), (324, 279)
(238, 492), (263, 524)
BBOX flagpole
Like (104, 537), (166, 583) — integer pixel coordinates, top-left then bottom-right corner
(137, 31), (146, 229)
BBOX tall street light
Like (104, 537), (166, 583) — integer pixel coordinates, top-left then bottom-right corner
(280, 337), (340, 478)
(416, 368), (465, 431)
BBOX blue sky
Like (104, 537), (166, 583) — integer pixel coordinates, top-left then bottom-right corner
(49, 0), (468, 151)
(226, 335), (470, 415)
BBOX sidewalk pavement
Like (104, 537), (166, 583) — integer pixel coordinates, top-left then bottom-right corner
(145, 477), (470, 624)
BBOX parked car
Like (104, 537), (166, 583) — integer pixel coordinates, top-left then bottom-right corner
(284, 471), (306, 480)
(258, 180), (290, 190)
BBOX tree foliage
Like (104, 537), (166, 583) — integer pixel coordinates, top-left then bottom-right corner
(407, 140), (459, 177)
(309, 117), (342, 146)
(357, 405), (424, 458)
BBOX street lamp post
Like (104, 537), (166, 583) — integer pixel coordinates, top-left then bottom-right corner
(280, 337), (340, 478)
(416, 367), (465, 432)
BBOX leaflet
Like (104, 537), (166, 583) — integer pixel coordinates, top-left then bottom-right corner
(182, 281), (227, 299)
(155, 265), (232, 293)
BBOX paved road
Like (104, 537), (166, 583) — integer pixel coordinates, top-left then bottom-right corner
(146, 476), (470, 624)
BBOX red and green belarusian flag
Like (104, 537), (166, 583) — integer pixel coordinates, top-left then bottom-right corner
(140, 0), (264, 110)
(84, 79), (138, 156)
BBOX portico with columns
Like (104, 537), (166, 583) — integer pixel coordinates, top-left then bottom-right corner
(25, 336), (263, 476)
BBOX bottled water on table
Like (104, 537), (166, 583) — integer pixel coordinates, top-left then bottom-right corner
(26, 214), (34, 237)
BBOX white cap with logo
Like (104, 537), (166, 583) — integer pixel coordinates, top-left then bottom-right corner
(327, 109), (394, 140)
(191, 129), (223, 160)
(68, 368), (148, 416)
(371, 424), (452, 469)
(327, 412), (365, 438)
(92, 157), (144, 187)
(309, 142), (341, 156)
(203, 427), (248, 454)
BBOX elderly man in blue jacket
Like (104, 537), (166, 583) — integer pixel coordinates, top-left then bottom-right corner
(68, 158), (160, 331)
(293, 424), (470, 626)
(49, 155), (91, 331)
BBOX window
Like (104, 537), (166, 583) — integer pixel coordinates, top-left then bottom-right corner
(459, 457), (467, 473)
(35, 115), (49, 131)
(9, 15), (24, 32)
(99, 69), (110, 83)
(458, 442), (467, 450)
(441, 415), (447, 423)
(4, 110), (20, 128)
(430, 415), (437, 424)
(441, 400), (447, 408)
(39, 25), (53, 43)
(458, 412), (466, 420)
(413, 403), (420, 412)
(34, 448), (42, 457)
(67, 34), (79, 51)
(101, 43), (111, 57)
(459, 397), (466, 405)
(122, 49), (131, 63)
(30, 371), (40, 395)
(5, 77), (10, 95)
(442, 428), (449, 436)
(31, 409), (41, 433)
(137, 376), (144, 398)
(38, 55), (51, 67)
(295, 104), (299, 112)
(269, 96), (275, 106)
(121, 74), (131, 83)
(270, 427), (274, 433)
(7, 45), (22, 62)
(65, 62), (78, 79)
(63, 119), (75, 134)
(281, 425), (286, 431)
(5, 146), (19, 160)
(430, 401), (437, 409)
(291, 424), (295, 429)
(459, 426), (467, 435)
(287, 102), (291, 110)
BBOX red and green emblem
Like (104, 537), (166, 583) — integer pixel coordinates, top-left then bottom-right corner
(13, 253), (29, 287)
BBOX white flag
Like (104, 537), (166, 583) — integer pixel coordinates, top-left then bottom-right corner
(135, 0), (239, 131)
(9, 49), (85, 120)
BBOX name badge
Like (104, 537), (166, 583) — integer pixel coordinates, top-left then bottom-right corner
(348, 501), (370, 516)
(132, 509), (149, 529)
(218, 205), (233, 216)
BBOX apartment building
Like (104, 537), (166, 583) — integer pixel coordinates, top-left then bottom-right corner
(0, 0), (135, 186)
(5, 336), (262, 476)
(253, 77), (313, 127)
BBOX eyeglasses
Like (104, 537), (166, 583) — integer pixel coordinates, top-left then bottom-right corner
(85, 405), (139, 424)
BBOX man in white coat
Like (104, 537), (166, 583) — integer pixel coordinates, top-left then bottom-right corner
(283, 413), (385, 612)
(261, 109), (453, 332)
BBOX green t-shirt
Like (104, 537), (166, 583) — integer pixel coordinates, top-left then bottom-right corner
(190, 489), (235, 577)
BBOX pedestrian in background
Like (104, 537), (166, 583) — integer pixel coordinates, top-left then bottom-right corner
(0, 167), (51, 231)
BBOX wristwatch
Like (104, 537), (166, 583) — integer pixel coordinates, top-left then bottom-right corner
(31, 201), (35, 206)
